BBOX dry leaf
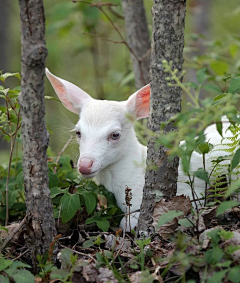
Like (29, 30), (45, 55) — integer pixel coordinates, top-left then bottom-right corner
(82, 263), (98, 282)
(97, 195), (108, 209)
(98, 267), (118, 283)
(0, 223), (22, 244)
(104, 234), (131, 252)
(201, 206), (217, 227)
(152, 195), (192, 238)
(199, 227), (222, 248)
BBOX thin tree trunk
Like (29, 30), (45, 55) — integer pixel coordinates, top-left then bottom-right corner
(18, 0), (56, 264)
(121, 0), (151, 89)
(137, 0), (186, 236)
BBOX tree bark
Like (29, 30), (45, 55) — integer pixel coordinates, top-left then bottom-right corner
(18, 0), (56, 262)
(137, 0), (186, 237)
(121, 0), (151, 89)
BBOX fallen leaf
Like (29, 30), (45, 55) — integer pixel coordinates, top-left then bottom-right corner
(152, 195), (192, 238)
(104, 234), (131, 252)
(98, 267), (118, 283)
(82, 263), (98, 282)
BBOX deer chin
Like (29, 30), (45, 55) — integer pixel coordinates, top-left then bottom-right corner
(80, 170), (99, 179)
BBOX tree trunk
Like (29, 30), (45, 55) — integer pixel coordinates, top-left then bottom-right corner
(121, 0), (151, 89)
(137, 0), (186, 237)
(0, 0), (9, 72)
(18, 0), (56, 263)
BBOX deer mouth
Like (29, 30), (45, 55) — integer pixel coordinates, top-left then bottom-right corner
(80, 170), (99, 179)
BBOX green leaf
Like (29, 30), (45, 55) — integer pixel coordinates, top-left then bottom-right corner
(12, 270), (34, 283)
(226, 179), (240, 197)
(85, 215), (111, 231)
(205, 246), (224, 264)
(196, 68), (207, 84)
(207, 270), (227, 283)
(60, 248), (73, 269)
(213, 93), (227, 101)
(96, 219), (110, 231)
(0, 258), (13, 272)
(197, 142), (213, 154)
(78, 190), (96, 215)
(178, 218), (193, 227)
(0, 275), (10, 283)
(0, 225), (8, 232)
(202, 84), (222, 94)
(50, 268), (70, 280)
(48, 169), (58, 189)
(156, 210), (183, 229)
(207, 228), (221, 245)
(16, 171), (24, 190)
(5, 261), (31, 275)
(50, 187), (68, 198)
(0, 72), (21, 83)
(210, 60), (228, 75)
(60, 193), (80, 223)
(0, 88), (9, 95)
(230, 44), (238, 58)
(218, 229), (234, 240)
(44, 96), (61, 102)
(216, 201), (240, 216)
(119, 72), (134, 87)
(82, 239), (95, 248)
(193, 168), (210, 184)
(231, 147), (240, 170)
(228, 77), (240, 93)
(216, 260), (232, 268)
(228, 266), (240, 283)
(216, 122), (223, 137)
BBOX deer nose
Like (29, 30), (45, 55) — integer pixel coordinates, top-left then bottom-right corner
(79, 158), (94, 175)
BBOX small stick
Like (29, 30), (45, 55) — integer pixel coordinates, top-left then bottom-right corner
(0, 215), (27, 253)
(54, 135), (73, 173)
(14, 249), (29, 261)
(60, 244), (96, 262)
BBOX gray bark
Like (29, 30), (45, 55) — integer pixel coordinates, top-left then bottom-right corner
(18, 0), (56, 261)
(121, 0), (151, 89)
(137, 0), (186, 236)
(0, 0), (9, 72)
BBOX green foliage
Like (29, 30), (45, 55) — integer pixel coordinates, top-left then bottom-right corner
(0, 257), (34, 283)
(48, 155), (122, 230)
(156, 210), (184, 229)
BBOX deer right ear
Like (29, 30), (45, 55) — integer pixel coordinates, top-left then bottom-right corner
(126, 84), (151, 120)
(45, 68), (93, 114)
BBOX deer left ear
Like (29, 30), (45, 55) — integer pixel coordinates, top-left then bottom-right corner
(126, 84), (150, 120)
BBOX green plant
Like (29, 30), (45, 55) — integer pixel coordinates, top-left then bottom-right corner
(0, 256), (34, 283)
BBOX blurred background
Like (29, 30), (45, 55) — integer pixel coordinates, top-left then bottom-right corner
(1, 0), (240, 162)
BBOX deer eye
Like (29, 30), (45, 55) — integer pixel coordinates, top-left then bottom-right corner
(76, 131), (81, 138)
(111, 132), (120, 140)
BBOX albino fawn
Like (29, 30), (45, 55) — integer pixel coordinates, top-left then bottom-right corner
(46, 69), (232, 230)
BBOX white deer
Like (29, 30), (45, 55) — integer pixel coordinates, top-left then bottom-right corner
(46, 69), (232, 230)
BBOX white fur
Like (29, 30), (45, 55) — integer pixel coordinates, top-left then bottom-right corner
(46, 69), (232, 230)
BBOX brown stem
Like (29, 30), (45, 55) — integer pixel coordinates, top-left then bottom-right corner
(5, 110), (21, 226)
(74, 0), (146, 85)
(54, 135), (73, 174)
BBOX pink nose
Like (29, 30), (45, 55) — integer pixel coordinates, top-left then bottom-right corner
(79, 158), (94, 175)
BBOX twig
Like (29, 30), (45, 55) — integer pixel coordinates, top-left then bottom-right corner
(14, 249), (29, 261)
(0, 215), (27, 253)
(73, 0), (146, 85)
(60, 244), (96, 261)
(72, 0), (118, 7)
(108, 6), (124, 19)
(5, 110), (21, 226)
(54, 135), (73, 174)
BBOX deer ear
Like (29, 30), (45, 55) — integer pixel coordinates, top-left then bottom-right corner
(45, 68), (92, 114)
(126, 84), (150, 120)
